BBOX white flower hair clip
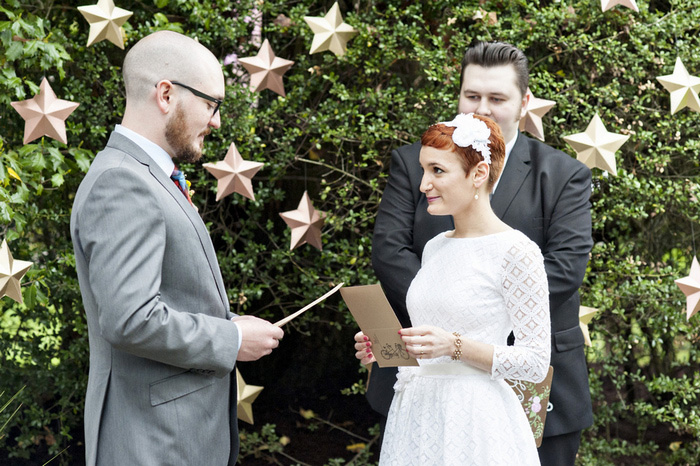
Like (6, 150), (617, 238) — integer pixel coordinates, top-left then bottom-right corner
(439, 113), (492, 164)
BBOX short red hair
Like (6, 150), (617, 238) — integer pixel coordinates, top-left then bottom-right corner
(420, 114), (505, 187)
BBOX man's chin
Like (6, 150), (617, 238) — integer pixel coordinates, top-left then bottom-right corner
(176, 148), (202, 163)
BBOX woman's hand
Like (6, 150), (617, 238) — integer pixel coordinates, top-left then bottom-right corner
(399, 325), (456, 360)
(354, 331), (376, 365)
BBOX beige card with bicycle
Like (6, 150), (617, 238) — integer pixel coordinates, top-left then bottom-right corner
(340, 284), (419, 367)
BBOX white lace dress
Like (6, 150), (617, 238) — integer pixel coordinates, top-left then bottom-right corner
(380, 229), (551, 466)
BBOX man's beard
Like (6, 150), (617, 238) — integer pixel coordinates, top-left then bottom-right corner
(164, 104), (207, 163)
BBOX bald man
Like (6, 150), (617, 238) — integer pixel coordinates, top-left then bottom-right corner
(70, 31), (284, 466)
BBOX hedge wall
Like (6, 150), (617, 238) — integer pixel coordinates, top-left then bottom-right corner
(1, 0), (699, 464)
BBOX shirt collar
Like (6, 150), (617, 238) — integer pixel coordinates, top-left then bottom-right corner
(114, 124), (174, 177)
(492, 132), (518, 193)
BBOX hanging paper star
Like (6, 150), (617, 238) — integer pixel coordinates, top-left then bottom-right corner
(579, 306), (600, 347)
(10, 77), (80, 145)
(656, 57), (700, 115)
(77, 0), (133, 49)
(675, 256), (700, 320)
(279, 191), (326, 251)
(236, 369), (264, 424)
(0, 239), (33, 304)
(601, 0), (639, 12)
(239, 39), (295, 97)
(519, 88), (556, 142)
(303, 2), (357, 56)
(562, 114), (629, 176)
(203, 143), (263, 201)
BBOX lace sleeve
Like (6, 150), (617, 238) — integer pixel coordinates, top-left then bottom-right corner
(491, 239), (551, 383)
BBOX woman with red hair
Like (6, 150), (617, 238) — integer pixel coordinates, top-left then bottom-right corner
(355, 114), (551, 465)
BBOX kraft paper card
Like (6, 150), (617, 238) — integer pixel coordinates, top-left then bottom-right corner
(507, 365), (554, 447)
(340, 284), (418, 367)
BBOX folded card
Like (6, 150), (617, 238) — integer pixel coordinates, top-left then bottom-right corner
(340, 284), (418, 367)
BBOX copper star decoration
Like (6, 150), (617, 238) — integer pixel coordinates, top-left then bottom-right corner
(10, 77), (80, 145)
(0, 239), (33, 304)
(579, 306), (600, 347)
(279, 191), (326, 251)
(656, 57), (700, 115)
(203, 143), (263, 201)
(236, 369), (263, 424)
(304, 2), (357, 56)
(77, 0), (133, 49)
(239, 39), (295, 97)
(675, 256), (700, 320)
(519, 88), (556, 142)
(562, 114), (629, 176)
(601, 0), (639, 12)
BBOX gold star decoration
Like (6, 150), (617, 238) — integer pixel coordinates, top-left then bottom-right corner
(203, 143), (263, 201)
(279, 191), (326, 251)
(10, 77), (80, 145)
(656, 57), (700, 115)
(675, 256), (700, 320)
(579, 306), (600, 347)
(0, 239), (33, 304)
(304, 2), (357, 57)
(562, 113), (629, 176)
(77, 0), (133, 49)
(519, 88), (556, 142)
(601, 0), (639, 12)
(239, 39), (295, 97)
(236, 369), (263, 425)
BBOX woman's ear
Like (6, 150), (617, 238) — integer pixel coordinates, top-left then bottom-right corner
(472, 161), (490, 189)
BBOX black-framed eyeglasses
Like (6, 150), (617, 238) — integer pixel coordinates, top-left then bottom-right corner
(165, 81), (223, 116)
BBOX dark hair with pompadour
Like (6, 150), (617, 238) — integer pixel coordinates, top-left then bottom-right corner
(459, 41), (529, 97)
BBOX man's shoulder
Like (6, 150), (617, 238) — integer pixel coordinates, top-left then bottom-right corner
(88, 133), (150, 172)
(393, 140), (421, 158)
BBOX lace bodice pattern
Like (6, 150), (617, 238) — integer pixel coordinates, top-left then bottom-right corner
(406, 229), (551, 382)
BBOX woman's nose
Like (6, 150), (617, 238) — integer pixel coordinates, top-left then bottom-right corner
(420, 175), (432, 193)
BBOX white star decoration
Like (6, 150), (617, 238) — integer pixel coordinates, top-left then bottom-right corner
(519, 88), (556, 142)
(656, 57), (700, 114)
(203, 143), (263, 201)
(601, 0), (639, 12)
(562, 114), (629, 176)
(0, 239), (33, 304)
(279, 191), (326, 251)
(77, 0), (133, 49)
(10, 77), (80, 145)
(675, 256), (700, 320)
(579, 306), (600, 347)
(236, 369), (263, 424)
(239, 39), (295, 97)
(304, 2), (357, 56)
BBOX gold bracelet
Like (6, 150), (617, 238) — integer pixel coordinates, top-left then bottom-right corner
(452, 332), (462, 361)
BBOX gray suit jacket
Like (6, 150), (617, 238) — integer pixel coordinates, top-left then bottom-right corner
(71, 132), (241, 465)
(370, 133), (594, 437)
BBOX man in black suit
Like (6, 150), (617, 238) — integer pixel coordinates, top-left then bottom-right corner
(369, 41), (593, 465)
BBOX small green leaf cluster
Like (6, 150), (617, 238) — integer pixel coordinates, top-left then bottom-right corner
(1, 0), (699, 464)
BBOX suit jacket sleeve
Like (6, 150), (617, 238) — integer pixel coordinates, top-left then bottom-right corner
(542, 161), (592, 321)
(75, 165), (239, 377)
(371, 147), (422, 326)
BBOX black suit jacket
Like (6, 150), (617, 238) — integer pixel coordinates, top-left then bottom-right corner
(369, 133), (594, 437)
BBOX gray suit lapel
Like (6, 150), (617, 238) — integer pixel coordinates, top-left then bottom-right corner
(106, 133), (229, 311)
(491, 133), (531, 218)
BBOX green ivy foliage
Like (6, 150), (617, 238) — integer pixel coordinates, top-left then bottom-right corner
(1, 0), (699, 464)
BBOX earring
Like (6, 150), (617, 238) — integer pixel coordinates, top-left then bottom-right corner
(474, 183), (479, 200)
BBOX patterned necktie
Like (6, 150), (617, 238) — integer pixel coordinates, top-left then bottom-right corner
(171, 166), (193, 205)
